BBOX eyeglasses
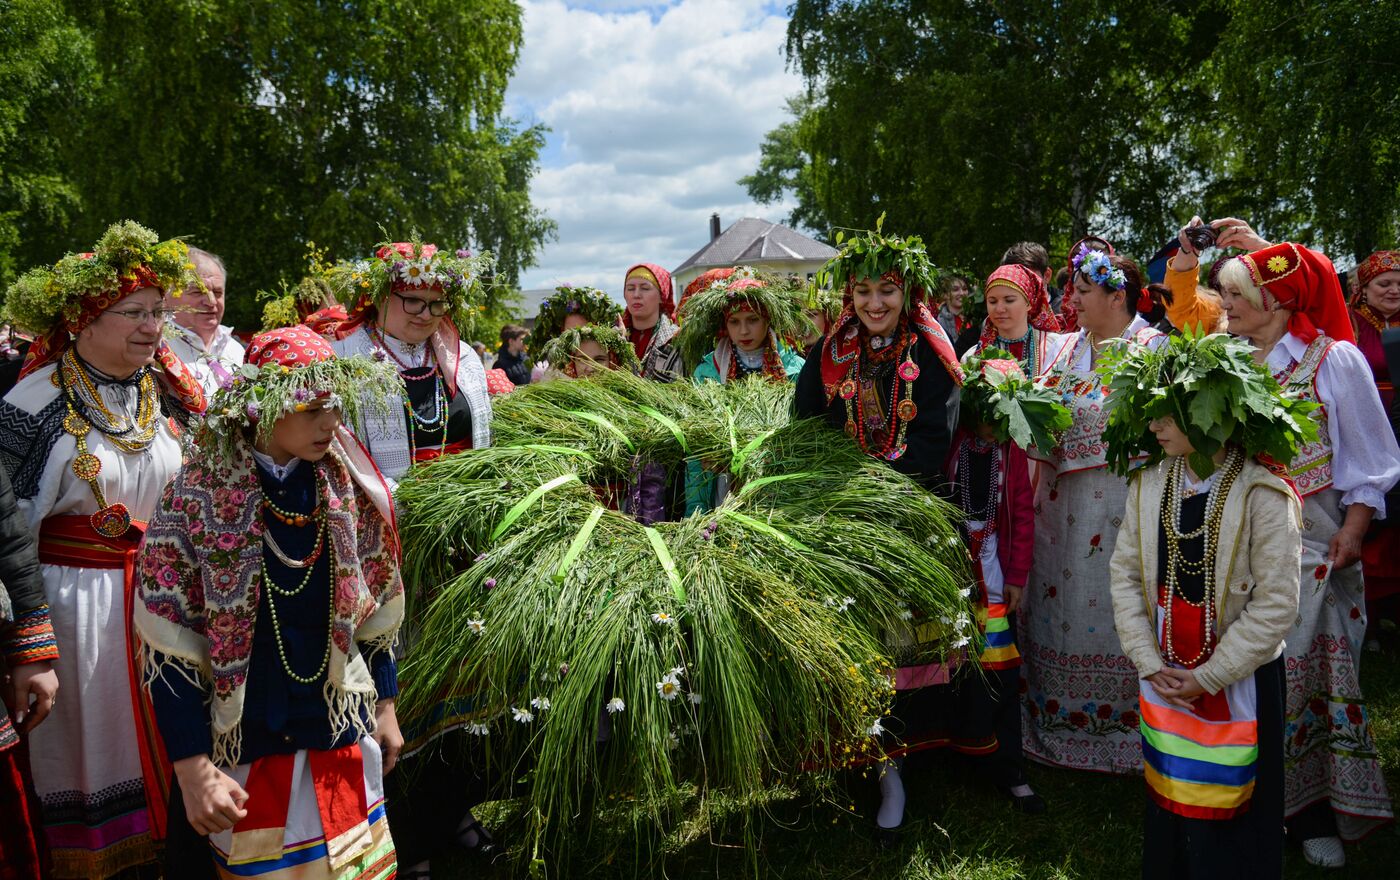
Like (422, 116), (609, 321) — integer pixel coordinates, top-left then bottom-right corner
(393, 292), (449, 316)
(105, 308), (175, 325)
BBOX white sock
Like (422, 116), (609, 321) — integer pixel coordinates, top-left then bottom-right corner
(877, 759), (906, 829)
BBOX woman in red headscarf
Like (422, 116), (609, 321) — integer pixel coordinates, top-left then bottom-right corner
(326, 241), (494, 486)
(1172, 217), (1398, 866)
(964, 264), (1070, 376)
(0, 221), (207, 878)
(622, 263), (684, 381)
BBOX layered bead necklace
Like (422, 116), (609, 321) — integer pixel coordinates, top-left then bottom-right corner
(58, 347), (162, 537)
(1159, 448), (1244, 667)
(839, 323), (920, 461)
(957, 437), (1001, 547)
(260, 466), (334, 685)
(372, 325), (449, 458)
(994, 328), (1037, 377)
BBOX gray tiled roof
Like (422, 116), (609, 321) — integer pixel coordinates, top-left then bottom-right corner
(674, 218), (837, 273)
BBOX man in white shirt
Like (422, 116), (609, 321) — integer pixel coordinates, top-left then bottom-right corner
(166, 246), (245, 395)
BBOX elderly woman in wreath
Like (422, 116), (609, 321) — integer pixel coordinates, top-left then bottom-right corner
(1021, 247), (1168, 777)
(529, 284), (625, 382)
(793, 225), (965, 842)
(324, 241), (493, 485)
(1168, 218), (1399, 867)
(136, 328), (404, 879)
(1348, 250), (1400, 644)
(622, 263), (684, 381)
(0, 221), (209, 878)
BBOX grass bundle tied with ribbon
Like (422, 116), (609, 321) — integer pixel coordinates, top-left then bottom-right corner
(393, 369), (975, 867)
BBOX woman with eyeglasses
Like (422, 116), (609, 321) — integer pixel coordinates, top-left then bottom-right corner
(0, 221), (208, 878)
(326, 241), (494, 485)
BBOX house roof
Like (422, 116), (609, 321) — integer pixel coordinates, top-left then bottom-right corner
(674, 218), (836, 274)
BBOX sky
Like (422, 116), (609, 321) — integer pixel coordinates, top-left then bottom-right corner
(506, 0), (802, 295)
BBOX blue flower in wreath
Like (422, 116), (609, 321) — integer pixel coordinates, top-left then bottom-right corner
(1073, 249), (1127, 292)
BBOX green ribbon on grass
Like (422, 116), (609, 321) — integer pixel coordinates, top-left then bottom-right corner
(566, 411), (635, 451)
(491, 473), (581, 541)
(555, 506), (606, 583)
(637, 406), (688, 453)
(644, 526), (686, 603)
(720, 509), (811, 552)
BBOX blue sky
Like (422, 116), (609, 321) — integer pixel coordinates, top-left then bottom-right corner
(507, 0), (801, 295)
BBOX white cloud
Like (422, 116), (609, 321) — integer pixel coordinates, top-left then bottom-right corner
(509, 1), (800, 296)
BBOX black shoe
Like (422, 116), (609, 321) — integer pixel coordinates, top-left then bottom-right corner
(876, 825), (901, 849)
(1006, 787), (1046, 814)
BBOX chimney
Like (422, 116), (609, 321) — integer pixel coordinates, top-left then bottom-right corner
(709, 213), (721, 242)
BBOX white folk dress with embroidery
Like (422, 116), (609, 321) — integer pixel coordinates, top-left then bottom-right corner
(330, 325), (492, 486)
(1265, 331), (1399, 837)
(4, 363), (182, 877)
(164, 322), (245, 396)
(1022, 315), (1168, 774)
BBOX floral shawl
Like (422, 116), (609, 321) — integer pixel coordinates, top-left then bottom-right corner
(133, 426), (403, 767)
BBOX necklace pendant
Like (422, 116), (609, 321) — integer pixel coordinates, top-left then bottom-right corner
(897, 360), (920, 382)
(896, 398), (918, 422)
(90, 503), (132, 538)
(838, 379), (857, 400)
(72, 452), (102, 481)
(843, 420), (857, 437)
(883, 442), (907, 462)
(63, 411), (89, 437)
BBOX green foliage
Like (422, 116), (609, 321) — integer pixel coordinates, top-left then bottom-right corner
(961, 348), (1072, 453)
(323, 238), (496, 339)
(758, 1), (1400, 273)
(537, 324), (639, 375)
(393, 369), (975, 865)
(817, 216), (948, 303)
(1097, 328), (1319, 477)
(531, 284), (624, 350)
(3, 0), (554, 329)
(674, 268), (815, 371)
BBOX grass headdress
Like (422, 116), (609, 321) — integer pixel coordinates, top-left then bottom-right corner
(326, 237), (494, 337)
(532, 284), (624, 349)
(674, 268), (812, 370)
(537, 324), (640, 376)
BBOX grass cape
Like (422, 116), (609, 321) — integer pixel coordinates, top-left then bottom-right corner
(537, 324), (641, 375)
(674, 268), (814, 371)
(3, 220), (201, 333)
(392, 369), (976, 866)
(960, 348), (1072, 452)
(533, 284), (625, 349)
(197, 354), (404, 460)
(1097, 328), (1320, 477)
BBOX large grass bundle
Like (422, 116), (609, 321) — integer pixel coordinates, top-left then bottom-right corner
(394, 370), (975, 864)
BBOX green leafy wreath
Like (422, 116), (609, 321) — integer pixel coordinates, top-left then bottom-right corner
(532, 284), (624, 350)
(537, 324), (641, 375)
(394, 370), (975, 861)
(674, 268), (815, 370)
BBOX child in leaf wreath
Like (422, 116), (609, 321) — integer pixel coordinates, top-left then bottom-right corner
(942, 350), (1071, 816)
(1102, 330), (1315, 880)
(135, 327), (406, 879)
(537, 324), (640, 379)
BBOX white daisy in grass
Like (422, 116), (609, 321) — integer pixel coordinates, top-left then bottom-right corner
(605, 697), (626, 714)
(466, 619), (485, 636)
(650, 611), (676, 626)
(688, 692), (702, 705)
(667, 731), (681, 750)
(669, 664), (688, 678)
(655, 675), (682, 701)
(952, 634), (971, 649)
(530, 697), (551, 711)
(465, 722), (490, 736)
(511, 706), (535, 723)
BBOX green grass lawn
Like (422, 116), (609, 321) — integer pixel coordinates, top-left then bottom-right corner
(438, 634), (1400, 878)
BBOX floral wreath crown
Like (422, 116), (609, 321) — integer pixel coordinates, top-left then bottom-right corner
(1072, 249), (1127, 292)
(532, 284), (624, 348)
(198, 354), (404, 459)
(327, 237), (495, 334)
(3, 220), (201, 335)
(1097, 328), (1319, 477)
(538, 324), (641, 374)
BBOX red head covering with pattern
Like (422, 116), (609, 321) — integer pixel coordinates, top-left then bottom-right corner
(1238, 243), (1356, 345)
(622, 263), (676, 329)
(819, 270), (965, 402)
(679, 267), (735, 313)
(245, 325), (338, 370)
(978, 263), (1063, 348)
(1353, 250), (1400, 302)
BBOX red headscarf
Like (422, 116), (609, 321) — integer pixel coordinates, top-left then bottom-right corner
(679, 267), (735, 313)
(622, 263), (675, 330)
(1238, 243), (1356, 345)
(245, 325), (338, 369)
(1353, 250), (1400, 303)
(819, 270), (965, 402)
(19, 257), (206, 413)
(332, 242), (467, 399)
(978, 264), (1063, 349)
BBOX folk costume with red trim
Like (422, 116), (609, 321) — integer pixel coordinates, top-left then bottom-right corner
(135, 327), (404, 879)
(0, 221), (209, 878)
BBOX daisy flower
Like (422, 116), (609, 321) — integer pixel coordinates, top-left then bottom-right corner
(466, 619), (486, 636)
(399, 259), (431, 287)
(605, 697), (626, 714)
(656, 675), (681, 701)
(530, 697), (551, 711)
(466, 722), (490, 736)
(669, 664), (688, 678)
(511, 707), (534, 723)
(651, 611), (676, 626)
(867, 718), (886, 737)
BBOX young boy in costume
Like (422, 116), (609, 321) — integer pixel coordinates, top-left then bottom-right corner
(135, 327), (406, 879)
(1103, 331), (1313, 880)
(943, 350), (1070, 815)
